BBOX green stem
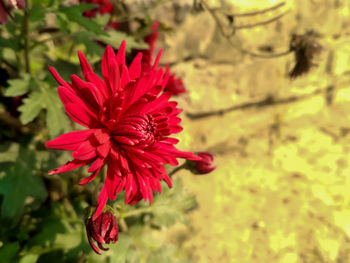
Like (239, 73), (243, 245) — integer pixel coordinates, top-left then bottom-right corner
(122, 207), (152, 218)
(118, 218), (128, 233)
(23, 0), (30, 73)
(168, 163), (187, 177)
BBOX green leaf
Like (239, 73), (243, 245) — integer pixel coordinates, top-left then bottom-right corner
(0, 242), (19, 262)
(86, 234), (132, 263)
(28, 203), (72, 249)
(18, 91), (43, 124)
(44, 87), (71, 138)
(74, 31), (104, 57)
(4, 74), (34, 97)
(148, 179), (197, 227)
(0, 143), (19, 163)
(18, 83), (70, 138)
(59, 4), (107, 36)
(109, 234), (133, 263)
(18, 254), (40, 263)
(29, 4), (47, 23)
(0, 147), (47, 220)
(99, 31), (149, 53)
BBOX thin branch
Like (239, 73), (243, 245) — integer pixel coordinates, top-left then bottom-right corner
(227, 2), (285, 17)
(0, 108), (34, 134)
(186, 88), (327, 120)
(202, 0), (291, 59)
(236, 11), (288, 29)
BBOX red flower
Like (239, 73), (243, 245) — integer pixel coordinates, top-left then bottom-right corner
(189, 152), (216, 175)
(140, 22), (159, 72)
(79, 0), (114, 17)
(79, 0), (119, 30)
(86, 209), (118, 254)
(0, 0), (25, 24)
(165, 72), (186, 96)
(139, 22), (187, 95)
(46, 40), (199, 219)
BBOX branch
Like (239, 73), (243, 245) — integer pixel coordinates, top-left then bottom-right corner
(186, 88), (326, 120)
(202, 0), (291, 59)
(236, 12), (288, 29)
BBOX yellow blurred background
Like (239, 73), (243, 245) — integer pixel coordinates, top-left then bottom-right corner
(153, 0), (350, 262)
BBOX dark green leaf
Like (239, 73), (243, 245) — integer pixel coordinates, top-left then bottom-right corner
(0, 242), (19, 262)
(29, 4), (47, 22)
(0, 147), (47, 220)
(74, 31), (104, 57)
(59, 4), (107, 36)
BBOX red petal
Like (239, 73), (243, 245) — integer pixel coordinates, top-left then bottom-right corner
(72, 140), (97, 160)
(129, 52), (142, 80)
(79, 166), (102, 185)
(58, 87), (99, 127)
(46, 129), (95, 151)
(49, 67), (70, 88)
(48, 159), (90, 175)
(152, 49), (163, 69)
(93, 185), (108, 220)
(115, 40), (126, 65)
(102, 46), (116, 95)
(86, 226), (101, 255)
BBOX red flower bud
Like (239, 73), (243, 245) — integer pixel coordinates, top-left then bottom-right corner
(86, 209), (118, 254)
(189, 152), (216, 175)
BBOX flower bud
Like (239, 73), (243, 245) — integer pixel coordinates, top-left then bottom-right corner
(85, 206), (118, 255)
(187, 152), (216, 175)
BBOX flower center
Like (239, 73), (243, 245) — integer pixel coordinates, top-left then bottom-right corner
(111, 114), (157, 147)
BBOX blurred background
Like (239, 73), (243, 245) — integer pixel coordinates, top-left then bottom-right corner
(1, 0), (350, 262)
(157, 0), (350, 262)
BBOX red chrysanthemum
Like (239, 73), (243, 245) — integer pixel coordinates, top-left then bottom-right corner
(46, 40), (199, 219)
(139, 22), (187, 95)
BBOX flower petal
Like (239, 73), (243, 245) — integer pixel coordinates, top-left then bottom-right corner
(46, 129), (95, 151)
(48, 159), (91, 175)
(93, 185), (108, 220)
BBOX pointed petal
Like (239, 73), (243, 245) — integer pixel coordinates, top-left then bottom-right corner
(93, 185), (108, 220)
(115, 40), (126, 65)
(49, 67), (70, 88)
(72, 140), (97, 160)
(48, 159), (90, 175)
(46, 129), (95, 151)
(79, 166), (102, 185)
(87, 227), (101, 255)
(129, 52), (142, 80)
(152, 49), (163, 69)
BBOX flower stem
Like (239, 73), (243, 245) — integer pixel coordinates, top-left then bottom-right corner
(168, 163), (187, 177)
(23, 0), (30, 73)
(118, 217), (128, 233)
(122, 207), (152, 218)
